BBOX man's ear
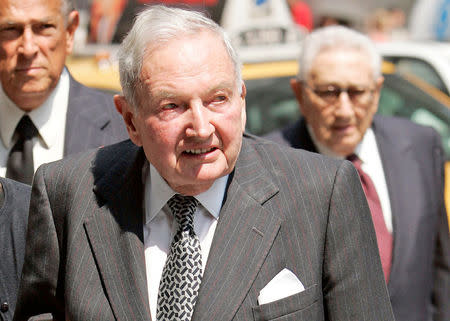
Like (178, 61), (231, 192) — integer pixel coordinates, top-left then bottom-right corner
(376, 75), (385, 90)
(290, 78), (304, 113)
(240, 82), (247, 128)
(240, 82), (247, 99)
(65, 10), (80, 54)
(114, 95), (143, 146)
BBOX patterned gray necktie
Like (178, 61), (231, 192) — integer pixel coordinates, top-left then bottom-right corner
(156, 194), (202, 321)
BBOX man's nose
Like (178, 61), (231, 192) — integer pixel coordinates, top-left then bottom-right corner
(186, 101), (214, 138)
(18, 28), (38, 57)
(334, 92), (355, 118)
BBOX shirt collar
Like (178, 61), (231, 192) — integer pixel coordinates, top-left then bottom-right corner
(356, 127), (377, 165)
(306, 123), (374, 163)
(0, 69), (70, 149)
(145, 161), (228, 225)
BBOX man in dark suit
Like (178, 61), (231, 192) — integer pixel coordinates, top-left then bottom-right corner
(14, 6), (394, 321)
(0, 178), (31, 321)
(0, 0), (127, 184)
(265, 25), (450, 321)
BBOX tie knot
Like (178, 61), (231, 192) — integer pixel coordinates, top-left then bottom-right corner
(15, 115), (38, 140)
(347, 153), (362, 168)
(167, 194), (199, 233)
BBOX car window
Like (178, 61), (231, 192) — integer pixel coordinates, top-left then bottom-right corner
(245, 76), (299, 135)
(383, 56), (449, 95)
(380, 74), (450, 158)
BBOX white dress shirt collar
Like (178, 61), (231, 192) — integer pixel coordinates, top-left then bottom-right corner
(356, 128), (377, 165)
(145, 161), (228, 225)
(0, 68), (70, 149)
(307, 124), (393, 232)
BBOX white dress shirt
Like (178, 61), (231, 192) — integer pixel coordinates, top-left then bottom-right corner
(143, 162), (228, 319)
(308, 126), (393, 233)
(0, 69), (70, 177)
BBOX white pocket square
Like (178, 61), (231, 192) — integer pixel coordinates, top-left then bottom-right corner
(258, 268), (305, 305)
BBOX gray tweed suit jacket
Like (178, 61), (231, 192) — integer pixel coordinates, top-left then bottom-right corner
(13, 135), (394, 321)
(64, 72), (128, 156)
(0, 178), (31, 321)
(265, 115), (450, 321)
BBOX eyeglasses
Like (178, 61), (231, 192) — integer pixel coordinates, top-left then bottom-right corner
(304, 83), (375, 105)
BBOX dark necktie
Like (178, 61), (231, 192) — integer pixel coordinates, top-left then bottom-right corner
(348, 154), (393, 283)
(157, 194), (202, 321)
(6, 115), (38, 184)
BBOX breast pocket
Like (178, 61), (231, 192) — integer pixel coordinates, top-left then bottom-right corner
(252, 284), (322, 321)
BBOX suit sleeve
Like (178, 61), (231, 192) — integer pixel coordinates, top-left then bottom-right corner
(13, 166), (64, 321)
(432, 131), (450, 321)
(322, 160), (394, 320)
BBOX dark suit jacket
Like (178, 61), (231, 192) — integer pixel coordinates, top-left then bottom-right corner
(265, 115), (450, 321)
(0, 178), (31, 321)
(64, 73), (128, 156)
(14, 135), (394, 321)
(1, 72), (126, 321)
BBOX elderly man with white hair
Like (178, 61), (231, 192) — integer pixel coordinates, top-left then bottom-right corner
(14, 7), (394, 321)
(266, 25), (450, 321)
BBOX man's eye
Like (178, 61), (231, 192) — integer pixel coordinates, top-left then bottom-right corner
(317, 89), (339, 97)
(1, 26), (16, 31)
(162, 103), (178, 110)
(36, 24), (55, 33)
(347, 88), (366, 96)
(212, 95), (227, 102)
(0, 26), (21, 35)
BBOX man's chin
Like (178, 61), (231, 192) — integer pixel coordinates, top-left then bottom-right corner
(8, 86), (52, 110)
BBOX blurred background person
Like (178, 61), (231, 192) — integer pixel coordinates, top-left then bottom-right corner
(366, 7), (409, 42)
(89, 0), (221, 43)
(315, 15), (350, 28)
(0, 0), (128, 184)
(265, 25), (450, 321)
(366, 8), (393, 42)
(89, 0), (126, 43)
(287, 0), (313, 32)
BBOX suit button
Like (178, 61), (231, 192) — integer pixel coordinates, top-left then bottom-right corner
(0, 302), (8, 312)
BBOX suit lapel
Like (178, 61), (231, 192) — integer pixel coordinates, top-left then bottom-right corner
(192, 137), (281, 321)
(372, 118), (419, 296)
(84, 142), (152, 321)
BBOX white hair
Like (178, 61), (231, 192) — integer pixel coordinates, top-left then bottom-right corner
(298, 25), (382, 81)
(61, 0), (74, 17)
(117, 5), (242, 108)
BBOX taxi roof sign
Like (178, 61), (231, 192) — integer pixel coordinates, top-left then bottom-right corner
(221, 0), (305, 63)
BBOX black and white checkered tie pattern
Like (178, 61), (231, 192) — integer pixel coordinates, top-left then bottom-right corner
(156, 194), (202, 321)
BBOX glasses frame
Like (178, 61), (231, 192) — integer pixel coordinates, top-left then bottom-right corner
(302, 81), (376, 106)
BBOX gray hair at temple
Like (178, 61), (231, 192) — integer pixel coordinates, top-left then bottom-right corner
(117, 5), (242, 108)
(61, 0), (75, 17)
(297, 25), (382, 81)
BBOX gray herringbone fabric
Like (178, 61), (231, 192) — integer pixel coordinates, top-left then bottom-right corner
(157, 194), (202, 321)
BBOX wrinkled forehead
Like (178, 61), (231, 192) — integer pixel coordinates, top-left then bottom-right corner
(135, 31), (239, 102)
(143, 29), (225, 61)
(0, 0), (64, 21)
(309, 47), (374, 81)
